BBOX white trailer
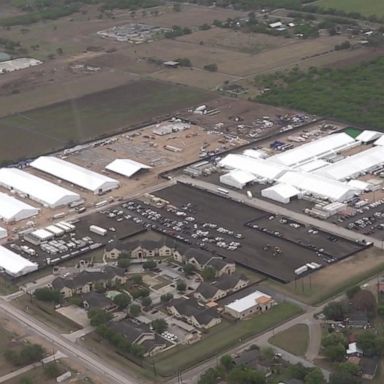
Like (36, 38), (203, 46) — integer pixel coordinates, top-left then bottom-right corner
(89, 225), (107, 236)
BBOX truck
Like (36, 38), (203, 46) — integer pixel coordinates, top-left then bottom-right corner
(89, 225), (107, 236)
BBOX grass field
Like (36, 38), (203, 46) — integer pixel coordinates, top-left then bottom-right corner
(153, 302), (302, 377)
(269, 324), (309, 356)
(257, 56), (384, 132)
(314, 0), (384, 17)
(0, 79), (213, 163)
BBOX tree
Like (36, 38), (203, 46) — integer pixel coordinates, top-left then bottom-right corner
(260, 346), (274, 363)
(346, 285), (361, 299)
(129, 304), (140, 317)
(322, 332), (347, 348)
(113, 293), (131, 309)
(220, 354), (234, 371)
(330, 362), (361, 384)
(183, 263), (195, 275)
(351, 289), (376, 318)
(323, 301), (346, 321)
(88, 309), (112, 326)
(201, 267), (216, 281)
(198, 367), (220, 384)
(141, 296), (152, 307)
(305, 368), (326, 384)
(227, 366), (265, 384)
(118, 257), (130, 269)
(357, 331), (384, 356)
(44, 362), (60, 378)
(287, 363), (311, 380)
(151, 319), (168, 334)
(378, 304), (384, 317)
(19, 378), (33, 384)
(143, 260), (157, 270)
(160, 293), (173, 303)
(131, 275), (143, 285)
(176, 279), (187, 292)
(323, 343), (345, 362)
(34, 288), (61, 304)
(56, 47), (63, 55)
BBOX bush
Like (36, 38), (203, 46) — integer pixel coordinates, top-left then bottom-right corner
(160, 293), (173, 303)
(5, 343), (44, 367)
(141, 296), (152, 307)
(44, 362), (60, 378)
(143, 260), (157, 270)
(176, 279), (187, 292)
(34, 288), (61, 304)
(203, 63), (218, 72)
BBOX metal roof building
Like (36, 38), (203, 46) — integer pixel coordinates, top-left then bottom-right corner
(315, 146), (384, 181)
(0, 246), (38, 277)
(220, 170), (255, 189)
(0, 192), (39, 222)
(0, 168), (80, 208)
(269, 133), (357, 167)
(277, 171), (359, 202)
(31, 156), (119, 194)
(106, 159), (151, 178)
(218, 154), (287, 182)
(261, 183), (300, 204)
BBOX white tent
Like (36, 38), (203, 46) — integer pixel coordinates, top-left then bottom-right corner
(0, 227), (7, 239)
(0, 192), (39, 222)
(315, 146), (384, 181)
(220, 170), (255, 189)
(296, 159), (328, 172)
(348, 179), (372, 191)
(0, 168), (80, 208)
(106, 159), (151, 178)
(31, 156), (119, 194)
(277, 171), (358, 202)
(218, 154), (287, 181)
(269, 133), (356, 167)
(356, 130), (383, 143)
(242, 149), (268, 159)
(374, 136), (384, 146)
(0, 246), (38, 277)
(261, 183), (300, 204)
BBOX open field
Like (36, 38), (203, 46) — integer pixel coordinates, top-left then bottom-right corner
(314, 0), (384, 17)
(257, 56), (384, 131)
(269, 324), (309, 356)
(0, 79), (214, 163)
(152, 302), (301, 377)
(261, 246), (384, 305)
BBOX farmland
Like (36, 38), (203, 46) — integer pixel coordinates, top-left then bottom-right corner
(314, 0), (384, 18)
(0, 79), (214, 163)
(257, 57), (384, 131)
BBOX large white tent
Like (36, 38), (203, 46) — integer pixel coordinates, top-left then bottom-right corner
(261, 183), (300, 204)
(0, 246), (38, 277)
(218, 154), (287, 181)
(374, 135), (384, 146)
(106, 159), (151, 178)
(31, 156), (119, 194)
(0, 192), (39, 222)
(0, 168), (80, 208)
(269, 133), (356, 167)
(356, 130), (383, 143)
(220, 170), (255, 189)
(277, 171), (359, 202)
(315, 146), (384, 181)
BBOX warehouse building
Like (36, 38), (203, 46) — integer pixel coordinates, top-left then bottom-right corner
(0, 192), (39, 222)
(261, 183), (300, 204)
(224, 290), (273, 319)
(31, 156), (119, 194)
(220, 170), (255, 189)
(106, 159), (151, 178)
(0, 246), (38, 277)
(0, 168), (80, 208)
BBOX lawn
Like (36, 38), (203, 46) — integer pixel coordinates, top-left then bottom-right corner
(269, 324), (309, 356)
(257, 57), (384, 131)
(0, 79), (214, 163)
(153, 302), (302, 377)
(314, 0), (384, 17)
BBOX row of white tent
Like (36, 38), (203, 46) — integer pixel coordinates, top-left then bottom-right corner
(219, 131), (384, 203)
(0, 157), (151, 222)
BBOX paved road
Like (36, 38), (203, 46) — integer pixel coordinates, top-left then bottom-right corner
(0, 298), (147, 384)
(177, 176), (383, 248)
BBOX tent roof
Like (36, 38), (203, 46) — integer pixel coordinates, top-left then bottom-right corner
(0, 246), (38, 276)
(262, 183), (300, 199)
(106, 159), (151, 178)
(356, 130), (383, 143)
(31, 156), (119, 192)
(374, 135), (384, 146)
(0, 192), (39, 221)
(0, 168), (79, 207)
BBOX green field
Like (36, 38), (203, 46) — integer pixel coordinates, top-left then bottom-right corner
(257, 57), (384, 132)
(153, 302), (302, 377)
(0, 80), (213, 163)
(269, 324), (309, 356)
(314, 0), (384, 17)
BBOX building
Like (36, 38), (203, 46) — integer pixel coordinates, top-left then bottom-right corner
(347, 311), (369, 328)
(0, 192), (39, 222)
(167, 298), (221, 329)
(356, 130), (383, 144)
(51, 266), (127, 298)
(105, 159), (151, 178)
(82, 292), (117, 312)
(261, 183), (300, 204)
(31, 156), (119, 194)
(346, 342), (363, 357)
(224, 290), (273, 319)
(0, 246), (38, 277)
(220, 170), (255, 190)
(0, 168), (80, 208)
(0, 57), (42, 74)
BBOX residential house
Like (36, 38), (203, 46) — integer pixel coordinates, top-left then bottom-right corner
(82, 292), (117, 312)
(167, 298), (221, 329)
(348, 311), (369, 328)
(194, 283), (226, 303)
(233, 349), (271, 377)
(51, 266), (127, 298)
(109, 320), (167, 357)
(346, 342), (363, 357)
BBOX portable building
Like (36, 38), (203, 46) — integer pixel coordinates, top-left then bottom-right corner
(219, 170), (255, 189)
(261, 183), (300, 204)
(106, 159), (151, 178)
